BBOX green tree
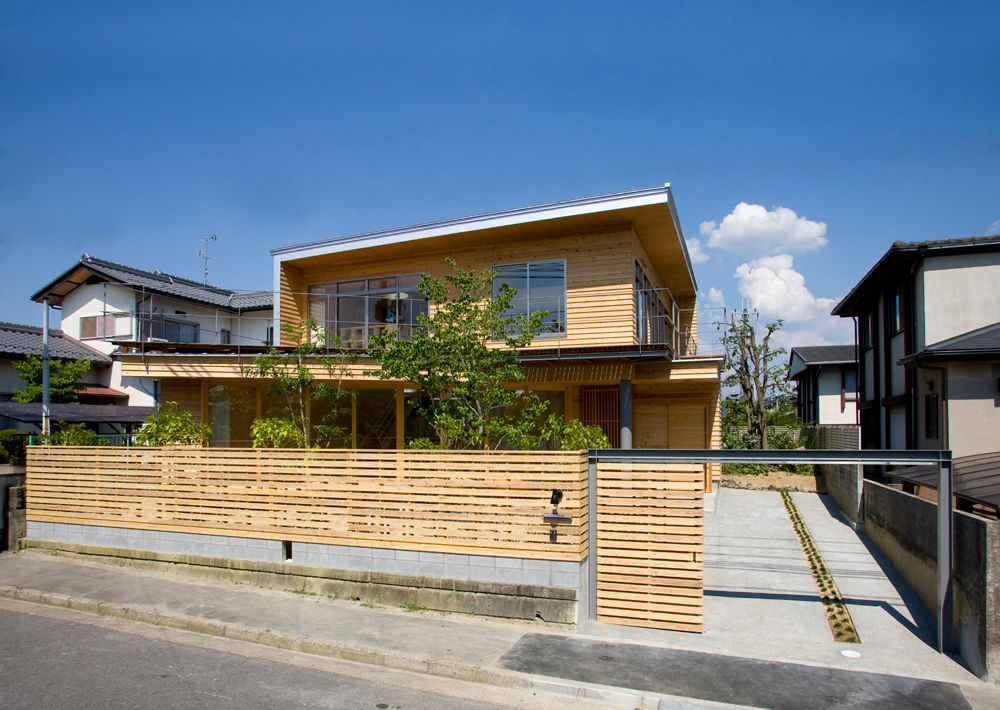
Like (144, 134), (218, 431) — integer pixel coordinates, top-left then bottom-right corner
(136, 402), (212, 446)
(11, 356), (92, 403)
(369, 259), (549, 450)
(721, 309), (792, 450)
(241, 318), (354, 448)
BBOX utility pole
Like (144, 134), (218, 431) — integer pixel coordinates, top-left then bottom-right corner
(42, 299), (50, 436)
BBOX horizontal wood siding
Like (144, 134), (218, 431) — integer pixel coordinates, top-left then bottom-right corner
(26, 447), (588, 561)
(595, 460), (703, 632)
(286, 229), (636, 350)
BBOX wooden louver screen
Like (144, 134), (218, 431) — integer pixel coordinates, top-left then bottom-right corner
(595, 460), (704, 632)
(580, 385), (620, 448)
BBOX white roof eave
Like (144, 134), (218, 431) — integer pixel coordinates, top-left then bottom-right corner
(271, 185), (673, 262)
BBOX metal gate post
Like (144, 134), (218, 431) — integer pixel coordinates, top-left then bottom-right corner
(937, 451), (954, 653)
(588, 453), (598, 621)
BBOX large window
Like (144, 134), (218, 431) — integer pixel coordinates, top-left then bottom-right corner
(307, 274), (428, 349)
(493, 260), (566, 336)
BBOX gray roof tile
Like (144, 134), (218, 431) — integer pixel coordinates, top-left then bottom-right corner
(0, 322), (111, 364)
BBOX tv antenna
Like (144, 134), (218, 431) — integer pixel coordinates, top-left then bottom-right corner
(198, 234), (217, 284)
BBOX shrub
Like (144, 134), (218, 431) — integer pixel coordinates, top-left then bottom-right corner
(250, 417), (307, 448)
(41, 422), (104, 446)
(136, 402), (211, 446)
(540, 415), (611, 451)
(0, 429), (28, 463)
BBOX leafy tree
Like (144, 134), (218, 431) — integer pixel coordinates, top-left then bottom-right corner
(11, 356), (92, 403)
(721, 309), (792, 450)
(369, 259), (550, 450)
(241, 318), (354, 448)
(136, 402), (212, 446)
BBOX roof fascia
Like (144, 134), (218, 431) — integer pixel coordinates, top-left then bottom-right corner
(31, 260), (119, 303)
(270, 186), (674, 262)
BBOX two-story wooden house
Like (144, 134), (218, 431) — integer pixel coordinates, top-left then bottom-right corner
(117, 186), (722, 454)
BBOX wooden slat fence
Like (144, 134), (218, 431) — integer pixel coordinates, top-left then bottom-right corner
(26, 447), (588, 560)
(595, 460), (703, 632)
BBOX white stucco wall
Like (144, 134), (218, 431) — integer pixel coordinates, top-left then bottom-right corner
(60, 284), (136, 355)
(817, 366), (857, 425)
(917, 252), (1000, 348)
(946, 361), (1000, 458)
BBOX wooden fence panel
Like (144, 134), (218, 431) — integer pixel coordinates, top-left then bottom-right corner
(595, 460), (703, 632)
(26, 447), (588, 561)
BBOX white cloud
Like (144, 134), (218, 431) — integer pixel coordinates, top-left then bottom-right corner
(685, 237), (709, 263)
(700, 203), (828, 255)
(703, 287), (725, 307)
(989, 218), (1000, 234)
(732, 254), (853, 347)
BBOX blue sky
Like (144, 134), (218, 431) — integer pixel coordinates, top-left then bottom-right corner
(2, 1), (998, 349)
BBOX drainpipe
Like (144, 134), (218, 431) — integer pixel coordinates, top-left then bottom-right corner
(42, 298), (51, 436)
(619, 379), (633, 449)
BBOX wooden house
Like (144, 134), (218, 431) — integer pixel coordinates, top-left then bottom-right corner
(114, 186), (723, 455)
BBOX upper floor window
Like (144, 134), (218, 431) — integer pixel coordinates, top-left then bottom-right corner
(860, 311), (874, 350)
(634, 261), (671, 346)
(492, 260), (566, 337)
(138, 313), (199, 343)
(79, 312), (133, 340)
(889, 285), (904, 334)
(307, 274), (428, 349)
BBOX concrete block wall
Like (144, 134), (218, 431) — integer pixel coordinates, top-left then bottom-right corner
(863, 482), (1000, 683)
(25, 522), (583, 589)
(27, 521), (286, 563)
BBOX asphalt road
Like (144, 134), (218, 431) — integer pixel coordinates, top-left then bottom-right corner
(0, 601), (606, 710)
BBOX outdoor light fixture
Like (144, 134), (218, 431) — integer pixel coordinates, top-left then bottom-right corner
(543, 488), (571, 542)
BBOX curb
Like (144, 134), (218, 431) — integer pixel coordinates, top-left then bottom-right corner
(0, 583), (659, 709)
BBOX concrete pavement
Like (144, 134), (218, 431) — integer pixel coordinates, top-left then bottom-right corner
(2, 488), (997, 709)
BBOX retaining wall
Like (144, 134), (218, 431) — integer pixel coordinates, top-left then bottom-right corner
(863, 481), (1000, 682)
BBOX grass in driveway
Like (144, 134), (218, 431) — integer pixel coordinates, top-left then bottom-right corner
(780, 491), (860, 644)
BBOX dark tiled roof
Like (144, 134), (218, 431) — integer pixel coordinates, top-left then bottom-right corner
(832, 235), (1000, 317)
(790, 345), (856, 365)
(32, 254), (272, 312)
(888, 452), (1000, 509)
(0, 322), (111, 364)
(900, 322), (1000, 364)
(0, 402), (155, 424)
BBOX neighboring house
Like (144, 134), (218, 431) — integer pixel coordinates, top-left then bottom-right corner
(116, 186), (723, 451)
(788, 345), (858, 425)
(832, 236), (1000, 457)
(0, 321), (124, 432)
(31, 254), (273, 407)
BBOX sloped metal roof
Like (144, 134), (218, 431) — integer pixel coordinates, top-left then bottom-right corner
(32, 254), (272, 312)
(888, 452), (1000, 509)
(900, 322), (1000, 365)
(832, 235), (1000, 317)
(0, 402), (155, 424)
(0, 321), (111, 364)
(790, 345), (856, 365)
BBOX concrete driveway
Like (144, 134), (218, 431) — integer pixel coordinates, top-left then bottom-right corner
(582, 487), (976, 685)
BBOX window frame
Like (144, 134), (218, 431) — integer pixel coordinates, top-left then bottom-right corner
(492, 258), (567, 339)
(307, 273), (428, 349)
